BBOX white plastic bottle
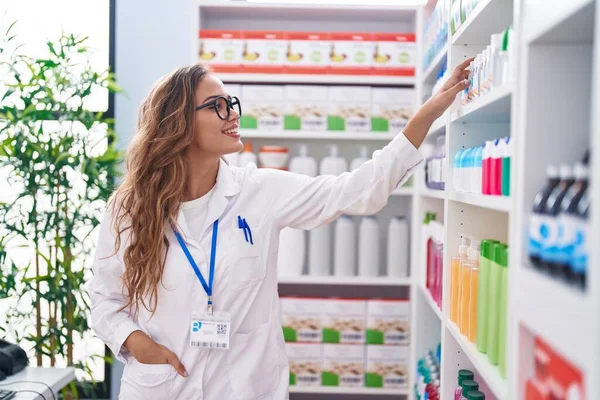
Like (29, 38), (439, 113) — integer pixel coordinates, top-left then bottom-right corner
(358, 217), (380, 277)
(238, 141), (258, 167)
(289, 144), (318, 177)
(309, 224), (331, 276)
(387, 216), (409, 277)
(320, 145), (348, 176)
(280, 144), (318, 277)
(489, 33), (502, 92)
(350, 145), (369, 171)
(334, 216), (357, 277)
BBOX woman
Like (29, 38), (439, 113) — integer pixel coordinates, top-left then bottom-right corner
(89, 60), (471, 399)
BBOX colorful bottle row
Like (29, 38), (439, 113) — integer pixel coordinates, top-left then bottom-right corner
(529, 161), (590, 289)
(453, 137), (512, 196)
(460, 28), (515, 107)
(454, 369), (486, 400)
(450, 237), (509, 377)
(424, 213), (444, 309)
(423, 0), (449, 72)
(415, 345), (441, 400)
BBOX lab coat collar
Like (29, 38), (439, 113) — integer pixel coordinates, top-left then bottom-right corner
(174, 159), (241, 245)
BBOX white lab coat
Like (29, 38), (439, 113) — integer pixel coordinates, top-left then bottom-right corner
(88, 132), (422, 400)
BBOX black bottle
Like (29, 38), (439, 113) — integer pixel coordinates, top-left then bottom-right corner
(529, 165), (560, 268)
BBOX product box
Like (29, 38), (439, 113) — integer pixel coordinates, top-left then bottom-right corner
(322, 299), (366, 344)
(198, 30), (244, 72)
(366, 299), (410, 345)
(321, 344), (365, 387)
(371, 88), (415, 132)
(241, 31), (287, 73)
(365, 345), (409, 388)
(285, 32), (331, 74)
(327, 86), (371, 132)
(240, 85), (284, 131)
(283, 85), (328, 131)
(372, 33), (416, 76)
(281, 297), (323, 343)
(329, 33), (374, 75)
(286, 343), (322, 386)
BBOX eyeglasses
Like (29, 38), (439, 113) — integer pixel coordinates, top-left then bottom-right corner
(195, 96), (242, 120)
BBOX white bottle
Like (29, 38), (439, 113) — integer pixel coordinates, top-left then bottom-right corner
(334, 216), (357, 277)
(358, 217), (380, 277)
(350, 145), (369, 171)
(280, 144), (318, 277)
(320, 145), (348, 176)
(387, 216), (409, 277)
(489, 34), (502, 91)
(277, 227), (306, 277)
(238, 141), (257, 167)
(309, 224), (331, 276)
(289, 144), (318, 177)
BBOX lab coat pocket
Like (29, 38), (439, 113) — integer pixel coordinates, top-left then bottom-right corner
(229, 228), (265, 290)
(119, 359), (175, 399)
(227, 321), (279, 400)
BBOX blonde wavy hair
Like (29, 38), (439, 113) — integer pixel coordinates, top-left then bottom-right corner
(108, 64), (211, 316)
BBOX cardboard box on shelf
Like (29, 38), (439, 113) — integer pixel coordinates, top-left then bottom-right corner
(285, 32), (331, 74)
(198, 30), (244, 72)
(327, 86), (371, 132)
(241, 31), (287, 73)
(371, 88), (415, 132)
(366, 299), (410, 345)
(322, 344), (365, 387)
(322, 299), (366, 344)
(240, 85), (284, 131)
(372, 33), (416, 76)
(286, 343), (322, 387)
(329, 33), (374, 75)
(284, 85), (328, 131)
(365, 345), (409, 388)
(281, 297), (323, 343)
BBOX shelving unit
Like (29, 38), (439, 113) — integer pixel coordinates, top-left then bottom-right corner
(414, 0), (600, 399)
(422, 46), (448, 85)
(289, 386), (409, 395)
(193, 2), (419, 398)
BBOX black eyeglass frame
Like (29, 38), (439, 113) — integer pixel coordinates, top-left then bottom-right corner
(195, 96), (242, 120)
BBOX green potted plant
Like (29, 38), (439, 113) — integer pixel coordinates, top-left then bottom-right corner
(0, 21), (122, 397)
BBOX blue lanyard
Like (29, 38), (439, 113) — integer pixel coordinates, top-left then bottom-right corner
(173, 220), (219, 314)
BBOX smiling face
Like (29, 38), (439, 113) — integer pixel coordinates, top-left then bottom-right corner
(191, 74), (243, 157)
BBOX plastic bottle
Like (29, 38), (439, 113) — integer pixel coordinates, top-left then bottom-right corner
(541, 164), (575, 274)
(555, 163), (588, 279)
(475, 239), (498, 353)
(498, 246), (509, 378)
(460, 380), (480, 400)
(308, 224), (331, 276)
(468, 265), (479, 343)
(489, 138), (502, 195)
(289, 144), (318, 177)
(425, 213), (436, 291)
(474, 146), (483, 195)
(501, 137), (512, 196)
(482, 141), (494, 195)
(571, 193), (589, 288)
(320, 145), (348, 176)
(454, 149), (464, 193)
(451, 236), (470, 323)
(350, 145), (369, 171)
(487, 243), (507, 365)
(488, 34), (502, 92)
(467, 391), (485, 400)
(460, 245), (480, 335)
(434, 223), (445, 307)
(277, 227), (306, 277)
(460, 148), (472, 194)
(529, 165), (560, 268)
(333, 216), (356, 277)
(358, 216), (380, 277)
(238, 141), (258, 167)
(387, 216), (410, 277)
(454, 370), (474, 400)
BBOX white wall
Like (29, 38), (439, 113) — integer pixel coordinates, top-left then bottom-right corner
(112, 0), (192, 397)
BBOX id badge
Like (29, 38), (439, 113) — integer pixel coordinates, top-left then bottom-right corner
(190, 311), (231, 350)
